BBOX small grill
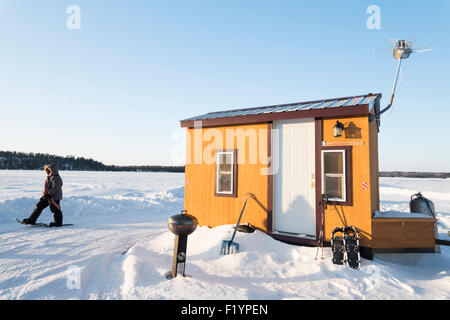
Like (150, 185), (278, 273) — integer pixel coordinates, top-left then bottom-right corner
(165, 210), (197, 279)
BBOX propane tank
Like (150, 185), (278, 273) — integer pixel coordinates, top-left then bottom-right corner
(410, 192), (435, 217)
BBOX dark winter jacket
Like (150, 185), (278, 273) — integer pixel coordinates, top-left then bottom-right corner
(43, 164), (63, 201)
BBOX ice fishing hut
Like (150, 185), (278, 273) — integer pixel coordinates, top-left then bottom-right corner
(180, 93), (437, 255)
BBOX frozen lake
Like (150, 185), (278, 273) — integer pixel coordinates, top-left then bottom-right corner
(0, 170), (449, 299)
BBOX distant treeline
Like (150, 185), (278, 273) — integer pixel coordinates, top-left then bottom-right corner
(1, 151), (448, 177)
(0, 151), (184, 173)
(379, 171), (450, 179)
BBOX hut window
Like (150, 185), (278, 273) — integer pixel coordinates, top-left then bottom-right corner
(215, 150), (237, 197)
(321, 149), (347, 202)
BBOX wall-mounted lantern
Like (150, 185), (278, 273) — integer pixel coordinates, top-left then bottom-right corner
(333, 121), (345, 137)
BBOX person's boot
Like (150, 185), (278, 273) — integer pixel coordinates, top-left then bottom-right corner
(50, 210), (63, 228)
(26, 208), (43, 225)
(49, 221), (62, 228)
(22, 218), (36, 225)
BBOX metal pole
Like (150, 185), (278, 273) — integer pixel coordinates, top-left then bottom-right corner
(171, 234), (188, 278)
(389, 58), (403, 105)
(315, 213), (325, 260)
(315, 195), (328, 260)
(229, 195), (251, 244)
(370, 57), (403, 122)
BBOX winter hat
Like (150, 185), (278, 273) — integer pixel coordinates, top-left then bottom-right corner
(44, 164), (59, 175)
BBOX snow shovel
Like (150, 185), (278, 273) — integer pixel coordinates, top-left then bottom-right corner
(220, 193), (255, 255)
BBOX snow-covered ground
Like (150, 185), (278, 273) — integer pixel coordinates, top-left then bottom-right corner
(0, 170), (449, 300)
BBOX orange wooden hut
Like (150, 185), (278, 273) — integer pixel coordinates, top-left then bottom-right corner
(180, 93), (437, 256)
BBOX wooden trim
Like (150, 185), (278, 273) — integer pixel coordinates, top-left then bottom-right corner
(320, 146), (353, 206)
(270, 233), (318, 247)
(314, 118), (323, 240)
(372, 217), (436, 222)
(214, 149), (238, 198)
(373, 248), (436, 253)
(267, 122), (273, 232)
(181, 105), (370, 128)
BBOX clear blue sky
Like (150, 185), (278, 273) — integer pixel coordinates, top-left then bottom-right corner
(0, 1), (449, 171)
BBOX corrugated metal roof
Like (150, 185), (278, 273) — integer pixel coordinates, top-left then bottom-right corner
(181, 93), (381, 122)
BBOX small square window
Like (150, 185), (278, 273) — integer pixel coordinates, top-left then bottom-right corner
(322, 150), (346, 202)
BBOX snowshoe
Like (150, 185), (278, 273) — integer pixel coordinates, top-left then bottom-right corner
(331, 227), (345, 265)
(16, 218), (73, 228)
(49, 222), (63, 228)
(21, 218), (35, 225)
(16, 218), (47, 227)
(343, 226), (360, 269)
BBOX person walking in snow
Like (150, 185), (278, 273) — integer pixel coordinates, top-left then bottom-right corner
(22, 164), (64, 227)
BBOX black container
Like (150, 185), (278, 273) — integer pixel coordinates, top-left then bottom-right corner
(410, 192), (435, 217)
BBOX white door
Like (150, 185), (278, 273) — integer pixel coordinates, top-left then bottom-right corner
(273, 118), (316, 236)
